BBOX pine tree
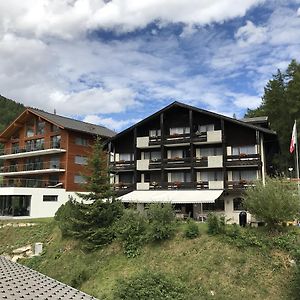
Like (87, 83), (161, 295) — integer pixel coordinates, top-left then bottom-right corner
(245, 60), (300, 172)
(55, 137), (123, 250)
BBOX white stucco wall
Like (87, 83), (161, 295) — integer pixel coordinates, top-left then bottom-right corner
(0, 187), (85, 218)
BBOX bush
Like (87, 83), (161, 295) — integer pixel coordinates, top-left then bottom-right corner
(245, 177), (300, 227)
(207, 213), (226, 235)
(114, 270), (186, 300)
(184, 219), (200, 239)
(116, 209), (148, 257)
(54, 197), (81, 237)
(147, 203), (176, 241)
(55, 197), (124, 249)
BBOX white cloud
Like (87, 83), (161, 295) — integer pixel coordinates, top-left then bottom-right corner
(0, 0), (263, 39)
(235, 20), (267, 46)
(83, 114), (140, 132)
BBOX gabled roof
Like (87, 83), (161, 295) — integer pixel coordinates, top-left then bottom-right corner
(0, 256), (97, 300)
(0, 108), (116, 140)
(108, 101), (276, 142)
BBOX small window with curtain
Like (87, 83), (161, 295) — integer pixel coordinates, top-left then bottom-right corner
(233, 197), (245, 210)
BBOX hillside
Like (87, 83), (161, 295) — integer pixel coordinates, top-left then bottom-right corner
(0, 219), (299, 300)
(0, 94), (25, 133)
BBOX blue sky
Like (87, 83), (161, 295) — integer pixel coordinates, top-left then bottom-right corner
(0, 0), (300, 132)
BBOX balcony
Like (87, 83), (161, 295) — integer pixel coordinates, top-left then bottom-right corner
(194, 155), (223, 168)
(226, 180), (255, 190)
(226, 154), (261, 167)
(114, 182), (134, 195)
(192, 130), (222, 145)
(0, 141), (66, 160)
(0, 161), (65, 176)
(164, 133), (190, 146)
(164, 157), (191, 169)
(0, 178), (63, 188)
(111, 160), (135, 172)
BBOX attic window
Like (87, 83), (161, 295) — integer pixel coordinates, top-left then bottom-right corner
(36, 121), (45, 135)
(25, 120), (34, 137)
(51, 124), (60, 133)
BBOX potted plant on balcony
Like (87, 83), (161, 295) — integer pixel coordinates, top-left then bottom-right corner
(239, 153), (247, 158)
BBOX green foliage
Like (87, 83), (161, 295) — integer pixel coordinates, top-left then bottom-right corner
(207, 213), (226, 235)
(114, 270), (186, 300)
(147, 203), (176, 241)
(245, 60), (300, 171)
(0, 95), (25, 133)
(116, 209), (148, 257)
(70, 267), (90, 289)
(78, 136), (115, 201)
(54, 197), (81, 237)
(184, 218), (200, 239)
(55, 137), (124, 250)
(245, 177), (300, 226)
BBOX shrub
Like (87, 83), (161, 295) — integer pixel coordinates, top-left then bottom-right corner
(245, 177), (300, 227)
(55, 197), (124, 249)
(184, 219), (200, 239)
(114, 270), (186, 300)
(147, 203), (176, 241)
(116, 209), (148, 257)
(207, 213), (226, 235)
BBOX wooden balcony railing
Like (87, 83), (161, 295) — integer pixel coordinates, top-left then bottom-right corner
(111, 160), (135, 171)
(164, 133), (190, 144)
(226, 154), (261, 167)
(227, 180), (255, 190)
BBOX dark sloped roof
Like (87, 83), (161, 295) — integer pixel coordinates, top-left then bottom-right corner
(108, 101), (276, 142)
(29, 108), (116, 138)
(0, 256), (98, 300)
(241, 116), (269, 123)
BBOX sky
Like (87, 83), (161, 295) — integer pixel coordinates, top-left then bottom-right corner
(1, 0), (300, 132)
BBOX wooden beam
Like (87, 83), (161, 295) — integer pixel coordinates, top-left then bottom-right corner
(0, 137), (8, 143)
(13, 122), (23, 127)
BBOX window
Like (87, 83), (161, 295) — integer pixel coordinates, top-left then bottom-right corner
(51, 124), (60, 133)
(35, 138), (44, 150)
(43, 195), (58, 202)
(233, 197), (245, 211)
(199, 124), (214, 133)
(232, 170), (257, 181)
(200, 171), (223, 181)
(144, 151), (161, 160)
(36, 121), (45, 135)
(199, 147), (222, 157)
(50, 157), (60, 169)
(119, 173), (134, 184)
(232, 145), (256, 155)
(149, 129), (161, 137)
(169, 149), (183, 159)
(75, 155), (87, 165)
(51, 135), (61, 148)
(170, 172), (191, 182)
(169, 127), (190, 135)
(12, 142), (19, 154)
(25, 140), (35, 151)
(25, 120), (34, 137)
(119, 153), (133, 161)
(74, 175), (86, 184)
(203, 199), (224, 211)
(75, 137), (88, 146)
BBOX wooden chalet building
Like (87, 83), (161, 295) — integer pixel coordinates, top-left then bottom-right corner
(0, 108), (115, 218)
(108, 101), (278, 223)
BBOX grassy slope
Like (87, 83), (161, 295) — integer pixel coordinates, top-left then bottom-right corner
(0, 219), (296, 300)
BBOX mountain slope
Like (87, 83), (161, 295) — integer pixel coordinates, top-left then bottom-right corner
(0, 94), (25, 133)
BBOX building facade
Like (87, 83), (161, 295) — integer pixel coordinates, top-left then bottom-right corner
(108, 102), (278, 223)
(0, 108), (115, 218)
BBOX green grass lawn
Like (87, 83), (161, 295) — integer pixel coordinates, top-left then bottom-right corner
(0, 219), (298, 300)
